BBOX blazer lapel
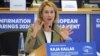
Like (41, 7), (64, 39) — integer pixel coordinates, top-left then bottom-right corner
(37, 29), (46, 45)
(52, 25), (61, 43)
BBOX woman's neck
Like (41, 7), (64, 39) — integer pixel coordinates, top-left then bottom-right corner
(43, 23), (52, 32)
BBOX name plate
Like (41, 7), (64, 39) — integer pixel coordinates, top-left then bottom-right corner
(10, 0), (26, 11)
(46, 42), (96, 56)
(61, 0), (78, 11)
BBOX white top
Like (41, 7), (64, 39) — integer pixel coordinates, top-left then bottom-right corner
(44, 31), (51, 43)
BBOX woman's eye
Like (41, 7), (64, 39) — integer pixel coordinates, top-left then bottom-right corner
(50, 11), (54, 14)
(44, 11), (48, 14)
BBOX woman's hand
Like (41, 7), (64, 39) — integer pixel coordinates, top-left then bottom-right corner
(59, 27), (73, 40)
(33, 20), (44, 38)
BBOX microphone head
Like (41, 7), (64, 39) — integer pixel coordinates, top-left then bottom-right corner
(49, 25), (52, 28)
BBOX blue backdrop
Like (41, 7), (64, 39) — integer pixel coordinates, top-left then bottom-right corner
(59, 14), (86, 42)
(0, 13), (34, 32)
(91, 14), (100, 53)
(0, 13), (87, 42)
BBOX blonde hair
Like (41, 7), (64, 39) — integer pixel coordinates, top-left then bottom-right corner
(38, 1), (58, 23)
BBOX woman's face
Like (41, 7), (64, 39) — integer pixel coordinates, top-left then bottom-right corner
(42, 5), (55, 24)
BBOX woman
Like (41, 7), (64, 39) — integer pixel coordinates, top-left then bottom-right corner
(25, 1), (73, 54)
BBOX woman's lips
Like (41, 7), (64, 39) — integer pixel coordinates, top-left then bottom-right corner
(47, 18), (52, 20)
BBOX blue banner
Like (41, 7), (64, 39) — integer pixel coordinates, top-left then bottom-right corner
(91, 14), (100, 53)
(46, 42), (96, 56)
(59, 14), (86, 42)
(0, 13), (34, 32)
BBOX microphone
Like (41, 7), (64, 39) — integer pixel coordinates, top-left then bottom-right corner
(49, 25), (63, 38)
(49, 24), (72, 42)
(49, 25), (52, 29)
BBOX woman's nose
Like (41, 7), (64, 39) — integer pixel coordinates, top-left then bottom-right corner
(48, 13), (52, 16)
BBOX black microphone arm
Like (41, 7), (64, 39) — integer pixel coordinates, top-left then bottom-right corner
(49, 25), (63, 38)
